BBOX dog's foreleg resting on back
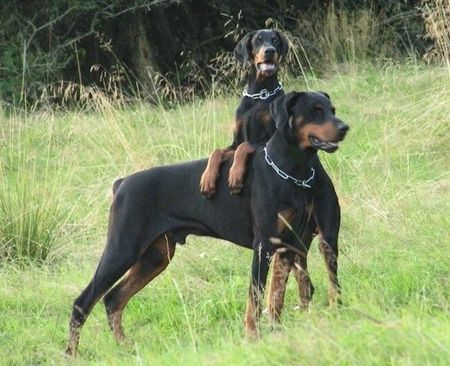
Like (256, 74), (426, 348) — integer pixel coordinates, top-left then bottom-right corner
(199, 148), (232, 197)
(228, 142), (256, 194)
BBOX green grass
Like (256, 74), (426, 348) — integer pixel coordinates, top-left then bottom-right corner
(0, 62), (449, 365)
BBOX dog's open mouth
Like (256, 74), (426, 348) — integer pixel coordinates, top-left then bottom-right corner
(309, 136), (340, 152)
(257, 62), (277, 74)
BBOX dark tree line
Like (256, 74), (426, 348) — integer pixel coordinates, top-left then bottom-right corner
(0, 0), (424, 106)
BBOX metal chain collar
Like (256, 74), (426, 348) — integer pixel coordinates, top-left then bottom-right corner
(242, 83), (283, 100)
(264, 147), (315, 189)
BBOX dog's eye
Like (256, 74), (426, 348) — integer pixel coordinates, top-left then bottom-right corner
(254, 38), (262, 46)
(314, 106), (323, 113)
(273, 38), (279, 46)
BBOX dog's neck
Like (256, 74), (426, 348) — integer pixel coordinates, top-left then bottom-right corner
(245, 66), (280, 94)
(265, 130), (317, 178)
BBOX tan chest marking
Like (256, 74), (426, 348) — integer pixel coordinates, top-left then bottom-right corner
(277, 209), (297, 235)
(257, 110), (273, 126)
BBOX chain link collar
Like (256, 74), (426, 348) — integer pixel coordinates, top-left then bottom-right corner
(242, 83), (283, 100)
(264, 147), (315, 189)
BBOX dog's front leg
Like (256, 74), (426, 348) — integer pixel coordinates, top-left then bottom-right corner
(313, 173), (342, 306)
(266, 250), (294, 322)
(244, 239), (274, 339)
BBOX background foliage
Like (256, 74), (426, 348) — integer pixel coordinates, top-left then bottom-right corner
(0, 0), (426, 106)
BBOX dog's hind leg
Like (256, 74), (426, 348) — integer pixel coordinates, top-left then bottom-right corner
(66, 235), (144, 355)
(66, 200), (151, 356)
(103, 235), (176, 342)
(66, 245), (140, 355)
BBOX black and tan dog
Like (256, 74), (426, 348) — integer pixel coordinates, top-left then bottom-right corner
(200, 29), (288, 197)
(66, 91), (348, 356)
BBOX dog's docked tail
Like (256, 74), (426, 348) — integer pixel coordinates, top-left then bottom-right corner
(110, 177), (125, 200)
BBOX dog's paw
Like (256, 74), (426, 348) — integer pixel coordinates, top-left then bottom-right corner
(294, 302), (311, 312)
(244, 327), (259, 341)
(200, 171), (218, 198)
(229, 184), (244, 195)
(228, 168), (245, 194)
(328, 291), (343, 307)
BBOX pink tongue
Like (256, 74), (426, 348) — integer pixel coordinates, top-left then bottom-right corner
(260, 63), (275, 72)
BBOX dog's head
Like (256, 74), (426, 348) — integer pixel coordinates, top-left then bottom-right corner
(234, 29), (289, 78)
(270, 92), (349, 152)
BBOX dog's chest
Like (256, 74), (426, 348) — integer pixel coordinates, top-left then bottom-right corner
(275, 184), (314, 234)
(276, 201), (313, 237)
(242, 103), (275, 141)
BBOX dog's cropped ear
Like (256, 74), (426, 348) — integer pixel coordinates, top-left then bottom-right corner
(274, 30), (289, 60)
(234, 32), (255, 64)
(270, 92), (304, 131)
(317, 91), (331, 100)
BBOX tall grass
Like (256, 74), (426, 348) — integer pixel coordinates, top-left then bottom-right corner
(423, 0), (450, 71)
(291, 3), (393, 72)
(0, 114), (73, 263)
(0, 63), (448, 365)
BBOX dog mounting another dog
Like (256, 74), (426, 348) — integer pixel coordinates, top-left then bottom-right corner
(65, 30), (349, 357)
(66, 90), (348, 356)
(200, 29), (288, 197)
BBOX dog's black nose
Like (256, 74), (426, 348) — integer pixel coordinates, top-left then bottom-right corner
(264, 47), (276, 57)
(337, 123), (349, 133)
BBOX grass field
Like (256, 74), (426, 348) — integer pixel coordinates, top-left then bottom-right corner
(0, 62), (449, 365)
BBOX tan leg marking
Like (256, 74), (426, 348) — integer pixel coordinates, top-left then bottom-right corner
(200, 148), (231, 197)
(267, 252), (291, 322)
(292, 254), (313, 310)
(105, 235), (176, 342)
(244, 286), (260, 339)
(276, 209), (297, 235)
(66, 319), (82, 357)
(318, 237), (341, 306)
(228, 142), (256, 194)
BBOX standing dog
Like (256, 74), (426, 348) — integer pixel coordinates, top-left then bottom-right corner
(200, 29), (288, 197)
(66, 91), (348, 356)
